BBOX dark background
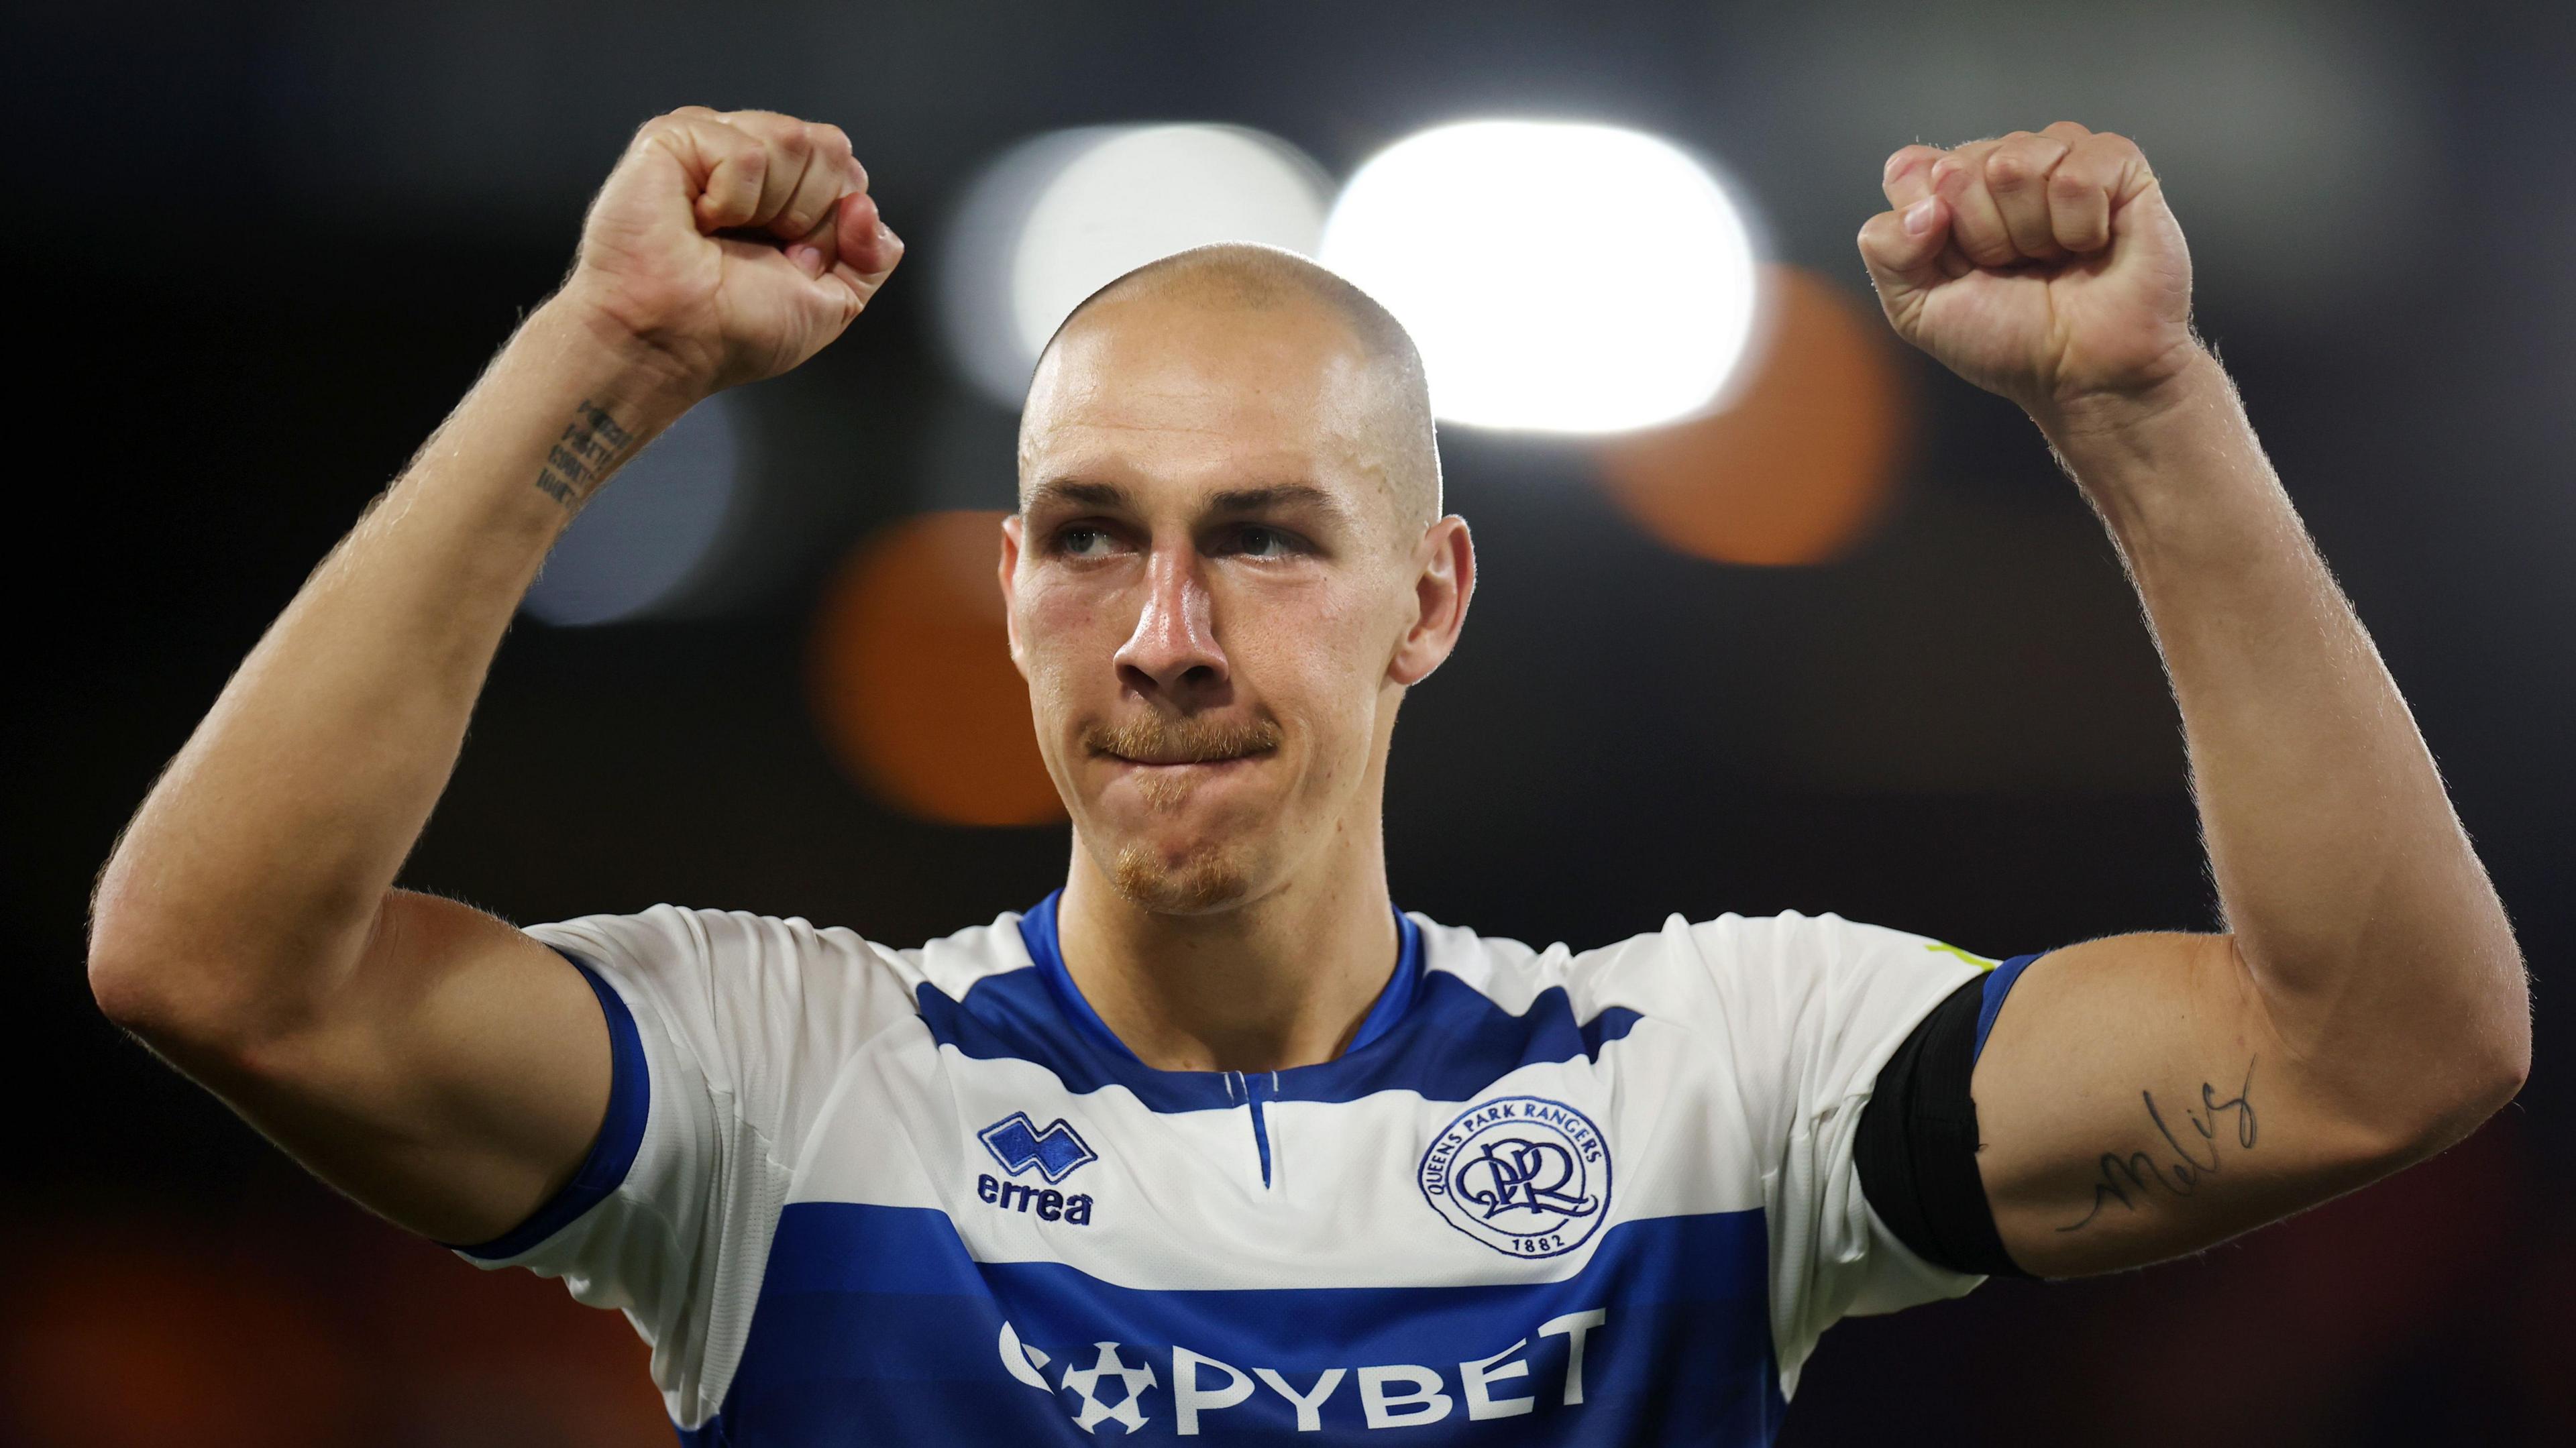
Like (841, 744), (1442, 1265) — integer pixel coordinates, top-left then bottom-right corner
(7, 2), (2569, 1445)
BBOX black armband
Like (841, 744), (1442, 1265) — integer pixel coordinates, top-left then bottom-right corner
(1853, 970), (2038, 1280)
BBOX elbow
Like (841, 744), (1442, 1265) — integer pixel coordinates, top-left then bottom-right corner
(2469, 1013), (2534, 1125)
(87, 851), (186, 1039)
(87, 854), (373, 1062)
(87, 886), (166, 1032)
(2463, 953), (2536, 1125)
(2409, 1046), (2529, 1162)
(87, 907), (292, 1068)
(2390, 991), (2533, 1160)
(87, 913), (213, 1052)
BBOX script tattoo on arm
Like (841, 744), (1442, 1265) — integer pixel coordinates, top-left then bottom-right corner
(533, 398), (636, 508)
(2057, 1057), (2258, 1233)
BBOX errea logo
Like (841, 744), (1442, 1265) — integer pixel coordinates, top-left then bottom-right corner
(978, 1111), (1099, 1226)
(981, 1111), (1099, 1182)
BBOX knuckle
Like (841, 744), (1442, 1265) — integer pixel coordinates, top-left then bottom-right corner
(1989, 134), (2069, 191)
(2047, 163), (2097, 196)
(706, 152), (765, 209)
(721, 112), (784, 147)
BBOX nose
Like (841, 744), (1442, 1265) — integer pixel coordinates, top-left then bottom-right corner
(1114, 541), (1228, 701)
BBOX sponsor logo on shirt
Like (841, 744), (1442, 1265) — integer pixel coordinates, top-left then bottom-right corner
(998, 1311), (1609, 1434)
(979, 1111), (1100, 1225)
(1417, 1096), (1612, 1258)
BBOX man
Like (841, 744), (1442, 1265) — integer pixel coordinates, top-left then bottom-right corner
(88, 107), (2528, 1444)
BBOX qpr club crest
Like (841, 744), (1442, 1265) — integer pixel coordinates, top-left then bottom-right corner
(1417, 1095), (1612, 1258)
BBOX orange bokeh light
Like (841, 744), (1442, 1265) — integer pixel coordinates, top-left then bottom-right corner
(1597, 264), (1911, 566)
(809, 510), (1067, 827)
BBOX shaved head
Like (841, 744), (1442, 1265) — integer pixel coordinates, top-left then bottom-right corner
(1019, 243), (1442, 535)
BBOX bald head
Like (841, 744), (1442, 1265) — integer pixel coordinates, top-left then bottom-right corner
(1018, 243), (1442, 536)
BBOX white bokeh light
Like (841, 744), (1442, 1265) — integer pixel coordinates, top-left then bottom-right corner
(936, 124), (1331, 406)
(524, 394), (741, 626)
(1322, 119), (1760, 434)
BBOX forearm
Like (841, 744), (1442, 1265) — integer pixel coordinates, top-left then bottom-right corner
(2039, 353), (2529, 1138)
(90, 295), (700, 1042)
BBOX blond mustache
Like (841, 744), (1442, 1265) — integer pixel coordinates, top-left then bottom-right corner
(1083, 714), (1283, 765)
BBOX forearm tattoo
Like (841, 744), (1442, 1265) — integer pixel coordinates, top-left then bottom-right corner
(534, 398), (636, 508)
(2057, 1057), (2258, 1233)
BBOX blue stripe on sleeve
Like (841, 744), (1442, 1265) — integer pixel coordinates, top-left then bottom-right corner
(447, 949), (650, 1261)
(1972, 953), (2044, 1066)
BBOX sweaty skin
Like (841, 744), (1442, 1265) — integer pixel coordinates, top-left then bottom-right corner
(85, 108), (2526, 1292)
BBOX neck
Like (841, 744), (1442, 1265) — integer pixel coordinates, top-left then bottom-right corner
(1055, 819), (1399, 1074)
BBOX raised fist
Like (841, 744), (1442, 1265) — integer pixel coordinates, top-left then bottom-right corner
(559, 106), (904, 398)
(1857, 123), (2197, 422)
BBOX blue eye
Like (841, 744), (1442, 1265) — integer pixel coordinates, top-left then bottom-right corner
(1059, 526), (1112, 557)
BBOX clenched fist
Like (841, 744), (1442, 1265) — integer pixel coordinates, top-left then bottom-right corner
(559, 106), (904, 398)
(1857, 123), (2198, 423)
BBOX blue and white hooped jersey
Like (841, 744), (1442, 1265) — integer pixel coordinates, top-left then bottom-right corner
(463, 895), (2005, 1444)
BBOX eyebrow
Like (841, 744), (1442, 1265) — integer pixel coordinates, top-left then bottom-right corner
(1207, 484), (1356, 526)
(1021, 479), (1132, 515)
(1020, 478), (1357, 528)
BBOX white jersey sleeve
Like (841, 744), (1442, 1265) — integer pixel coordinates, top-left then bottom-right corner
(1668, 911), (1995, 1396)
(449, 905), (922, 1428)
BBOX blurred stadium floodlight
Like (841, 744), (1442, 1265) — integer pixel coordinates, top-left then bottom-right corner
(1320, 119), (1761, 435)
(936, 123), (1333, 407)
(523, 393), (741, 626)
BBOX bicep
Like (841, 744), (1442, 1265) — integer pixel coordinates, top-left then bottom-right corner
(1970, 931), (2398, 1278)
(187, 889), (614, 1246)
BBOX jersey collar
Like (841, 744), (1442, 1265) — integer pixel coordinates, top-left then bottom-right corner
(1014, 889), (1424, 1068)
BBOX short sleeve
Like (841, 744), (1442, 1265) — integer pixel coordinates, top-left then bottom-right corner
(1680, 911), (1996, 1400)
(447, 905), (920, 1429)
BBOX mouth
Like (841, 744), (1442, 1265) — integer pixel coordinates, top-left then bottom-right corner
(1097, 747), (1276, 773)
(1080, 716), (1287, 795)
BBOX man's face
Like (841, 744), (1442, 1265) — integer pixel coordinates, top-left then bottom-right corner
(1002, 292), (1456, 914)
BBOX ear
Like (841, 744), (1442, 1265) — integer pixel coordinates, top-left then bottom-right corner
(1388, 514), (1474, 687)
(998, 512), (1029, 679)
